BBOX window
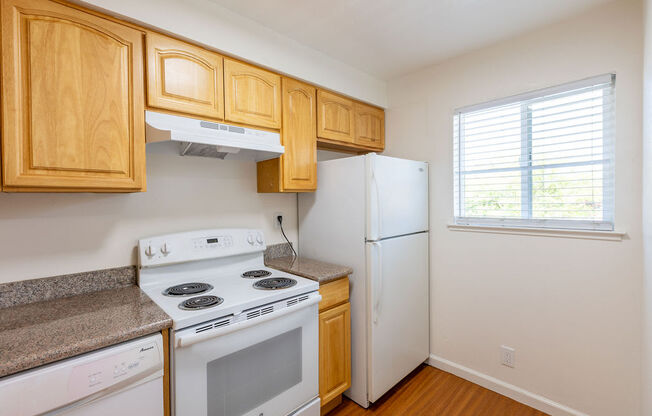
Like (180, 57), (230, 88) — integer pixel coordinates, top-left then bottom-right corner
(453, 74), (615, 231)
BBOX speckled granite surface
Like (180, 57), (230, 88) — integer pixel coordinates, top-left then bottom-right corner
(0, 285), (172, 378)
(265, 255), (352, 284)
(264, 243), (295, 263)
(0, 266), (136, 309)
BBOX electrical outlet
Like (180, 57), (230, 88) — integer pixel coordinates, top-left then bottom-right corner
(273, 212), (284, 229)
(501, 345), (515, 368)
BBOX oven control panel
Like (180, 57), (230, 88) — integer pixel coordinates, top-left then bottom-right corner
(138, 229), (265, 267)
(192, 235), (233, 250)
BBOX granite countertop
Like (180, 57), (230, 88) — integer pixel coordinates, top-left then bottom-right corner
(266, 256), (352, 284)
(0, 284), (172, 378)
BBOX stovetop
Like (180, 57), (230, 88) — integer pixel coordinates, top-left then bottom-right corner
(137, 228), (319, 330)
(141, 265), (317, 330)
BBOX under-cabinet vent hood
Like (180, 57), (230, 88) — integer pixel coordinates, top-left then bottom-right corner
(145, 111), (284, 161)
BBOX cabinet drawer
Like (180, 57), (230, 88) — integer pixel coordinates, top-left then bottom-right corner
(319, 278), (349, 312)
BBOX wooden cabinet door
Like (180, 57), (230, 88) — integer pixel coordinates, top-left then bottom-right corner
(0, 0), (146, 192)
(224, 58), (281, 129)
(319, 302), (351, 405)
(317, 90), (355, 144)
(146, 32), (224, 120)
(355, 103), (385, 150)
(281, 78), (317, 191)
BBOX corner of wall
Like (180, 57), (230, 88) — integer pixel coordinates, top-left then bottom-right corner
(642, 0), (652, 413)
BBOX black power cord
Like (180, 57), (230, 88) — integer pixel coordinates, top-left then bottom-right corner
(277, 215), (298, 258)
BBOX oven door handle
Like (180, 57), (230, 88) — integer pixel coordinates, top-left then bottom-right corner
(175, 293), (322, 348)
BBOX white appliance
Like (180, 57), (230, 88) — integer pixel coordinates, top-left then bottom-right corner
(298, 153), (429, 408)
(0, 333), (164, 415)
(138, 229), (321, 416)
(145, 111), (284, 161)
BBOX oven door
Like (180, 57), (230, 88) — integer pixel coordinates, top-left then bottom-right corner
(172, 293), (320, 416)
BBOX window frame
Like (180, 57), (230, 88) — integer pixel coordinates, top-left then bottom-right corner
(453, 74), (615, 231)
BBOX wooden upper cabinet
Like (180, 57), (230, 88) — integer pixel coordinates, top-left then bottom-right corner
(317, 90), (355, 144)
(146, 32), (224, 120)
(354, 102), (385, 150)
(224, 59), (281, 129)
(256, 78), (316, 193)
(0, 0), (146, 192)
(281, 78), (317, 191)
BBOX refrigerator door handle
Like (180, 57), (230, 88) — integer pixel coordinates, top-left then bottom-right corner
(372, 241), (383, 324)
(371, 161), (382, 240)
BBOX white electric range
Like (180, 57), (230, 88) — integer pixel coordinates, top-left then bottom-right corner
(138, 228), (321, 416)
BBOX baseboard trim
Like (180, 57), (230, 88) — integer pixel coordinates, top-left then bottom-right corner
(426, 354), (588, 416)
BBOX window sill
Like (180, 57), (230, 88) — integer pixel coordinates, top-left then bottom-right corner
(447, 223), (626, 241)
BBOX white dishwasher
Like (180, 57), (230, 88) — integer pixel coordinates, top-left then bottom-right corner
(0, 333), (164, 416)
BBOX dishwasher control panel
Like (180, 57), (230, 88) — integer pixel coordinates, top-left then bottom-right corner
(70, 336), (162, 392)
(0, 333), (163, 416)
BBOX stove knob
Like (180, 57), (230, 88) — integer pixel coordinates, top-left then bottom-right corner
(247, 235), (254, 245)
(144, 245), (155, 258)
(256, 235), (263, 245)
(161, 243), (171, 256)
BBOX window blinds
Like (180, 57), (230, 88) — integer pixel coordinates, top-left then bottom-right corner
(453, 74), (615, 231)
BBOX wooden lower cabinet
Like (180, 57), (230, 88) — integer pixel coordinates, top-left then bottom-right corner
(318, 278), (351, 414)
(0, 0), (146, 192)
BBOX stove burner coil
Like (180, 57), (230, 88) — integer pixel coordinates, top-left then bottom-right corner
(241, 270), (272, 279)
(163, 283), (213, 296)
(253, 277), (297, 290)
(178, 295), (224, 310)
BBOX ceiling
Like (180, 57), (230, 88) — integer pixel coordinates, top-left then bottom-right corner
(208, 0), (614, 80)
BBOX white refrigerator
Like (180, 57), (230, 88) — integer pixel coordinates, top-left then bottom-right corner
(298, 153), (429, 408)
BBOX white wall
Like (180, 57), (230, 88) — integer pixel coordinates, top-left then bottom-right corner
(385, 0), (643, 415)
(0, 143), (297, 283)
(76, 0), (387, 107)
(642, 0), (652, 414)
(316, 150), (354, 162)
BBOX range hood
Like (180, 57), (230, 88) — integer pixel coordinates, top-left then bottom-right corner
(145, 111), (284, 161)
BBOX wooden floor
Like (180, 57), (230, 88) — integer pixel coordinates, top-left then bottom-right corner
(328, 365), (548, 416)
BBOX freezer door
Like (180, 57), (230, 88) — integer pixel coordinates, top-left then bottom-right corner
(366, 154), (429, 241)
(366, 232), (429, 403)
